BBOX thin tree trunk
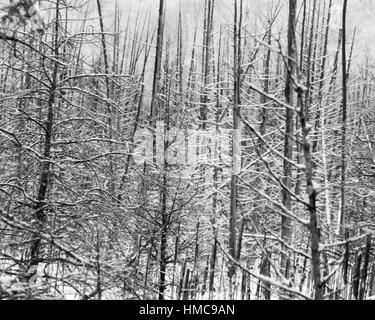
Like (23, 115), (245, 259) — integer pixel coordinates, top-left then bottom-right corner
(96, 0), (115, 195)
(229, 0), (243, 299)
(280, 0), (296, 281)
(27, 0), (60, 289)
(150, 0), (165, 129)
(339, 0), (348, 233)
(353, 251), (362, 300)
(359, 235), (372, 300)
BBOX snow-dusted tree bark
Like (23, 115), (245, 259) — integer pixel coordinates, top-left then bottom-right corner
(27, 0), (60, 291)
(280, 0), (296, 280)
(228, 0), (243, 300)
(339, 0), (348, 233)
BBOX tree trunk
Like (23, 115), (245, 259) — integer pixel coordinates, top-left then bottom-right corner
(229, 0), (243, 298)
(27, 0), (60, 290)
(339, 0), (348, 233)
(280, 0), (296, 281)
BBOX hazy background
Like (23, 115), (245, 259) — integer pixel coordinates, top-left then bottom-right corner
(1, 0), (373, 65)
(100, 0), (375, 61)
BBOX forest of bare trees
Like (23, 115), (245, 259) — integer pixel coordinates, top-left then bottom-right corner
(0, 0), (374, 301)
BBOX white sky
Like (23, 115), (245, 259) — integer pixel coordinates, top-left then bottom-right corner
(104, 0), (375, 60)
